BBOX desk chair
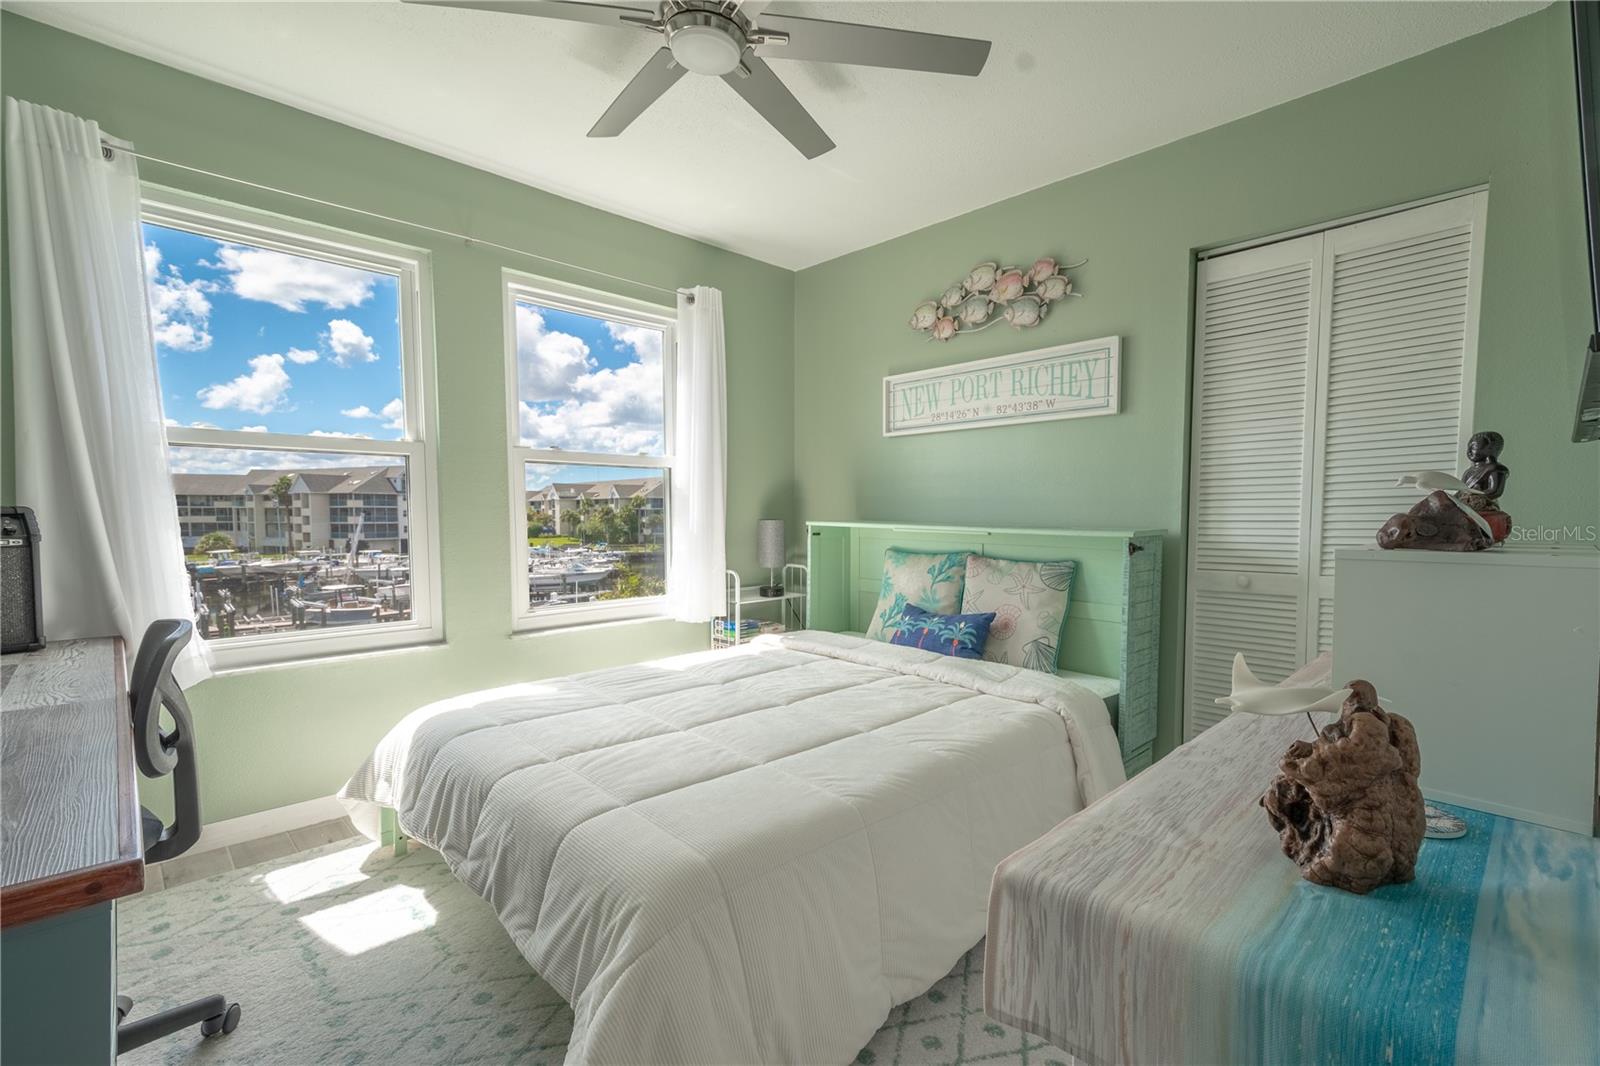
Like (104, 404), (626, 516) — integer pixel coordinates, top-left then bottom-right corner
(115, 619), (242, 1054)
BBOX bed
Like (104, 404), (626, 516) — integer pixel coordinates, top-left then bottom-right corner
(341, 630), (1125, 1065)
(805, 522), (1163, 775)
(984, 655), (1600, 1065)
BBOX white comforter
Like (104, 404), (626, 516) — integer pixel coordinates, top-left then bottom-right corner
(340, 631), (1124, 1065)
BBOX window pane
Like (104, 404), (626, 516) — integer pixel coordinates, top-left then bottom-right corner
(514, 301), (665, 455)
(169, 446), (414, 640)
(142, 222), (407, 439)
(524, 462), (666, 610)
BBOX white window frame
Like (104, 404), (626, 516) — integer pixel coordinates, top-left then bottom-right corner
(143, 189), (444, 669)
(502, 270), (676, 632)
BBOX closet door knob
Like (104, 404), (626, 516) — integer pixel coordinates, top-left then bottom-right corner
(1236, 575), (1252, 589)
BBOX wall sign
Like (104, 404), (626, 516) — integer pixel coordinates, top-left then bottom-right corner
(883, 336), (1120, 437)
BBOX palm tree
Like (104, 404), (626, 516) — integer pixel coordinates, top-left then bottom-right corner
(561, 507), (583, 538)
(270, 475), (294, 550)
(944, 619), (985, 658)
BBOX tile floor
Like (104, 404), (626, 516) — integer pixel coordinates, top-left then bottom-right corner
(145, 817), (361, 891)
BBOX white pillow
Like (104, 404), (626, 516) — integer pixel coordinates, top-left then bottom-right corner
(959, 555), (1076, 672)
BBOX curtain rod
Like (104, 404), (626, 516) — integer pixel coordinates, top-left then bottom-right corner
(101, 141), (692, 302)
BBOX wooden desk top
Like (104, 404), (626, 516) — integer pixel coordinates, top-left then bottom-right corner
(0, 639), (144, 928)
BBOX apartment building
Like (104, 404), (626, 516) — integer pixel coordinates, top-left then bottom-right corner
(174, 465), (409, 553)
(526, 478), (665, 538)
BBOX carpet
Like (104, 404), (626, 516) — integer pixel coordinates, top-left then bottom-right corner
(118, 839), (1074, 1066)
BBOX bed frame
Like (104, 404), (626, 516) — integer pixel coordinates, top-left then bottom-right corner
(805, 521), (1163, 775)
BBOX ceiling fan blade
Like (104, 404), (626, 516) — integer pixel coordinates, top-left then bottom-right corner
(401, 0), (656, 31)
(721, 55), (834, 159)
(752, 13), (990, 76)
(588, 48), (686, 137)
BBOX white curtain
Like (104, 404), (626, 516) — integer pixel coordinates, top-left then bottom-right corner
(6, 98), (211, 685)
(667, 286), (728, 623)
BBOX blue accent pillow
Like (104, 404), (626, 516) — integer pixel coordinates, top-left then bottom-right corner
(886, 603), (997, 660)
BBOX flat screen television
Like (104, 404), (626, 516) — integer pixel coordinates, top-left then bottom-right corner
(1573, 1), (1600, 441)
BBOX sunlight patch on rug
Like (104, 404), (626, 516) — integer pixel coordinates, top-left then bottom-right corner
(300, 883), (437, 955)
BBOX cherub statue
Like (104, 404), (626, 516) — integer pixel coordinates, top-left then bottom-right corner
(1457, 431), (1511, 540)
(1378, 430), (1510, 550)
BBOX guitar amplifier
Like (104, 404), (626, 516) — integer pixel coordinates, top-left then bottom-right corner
(1, 506), (43, 653)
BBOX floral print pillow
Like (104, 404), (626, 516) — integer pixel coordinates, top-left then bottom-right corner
(959, 555), (1076, 672)
(864, 549), (968, 641)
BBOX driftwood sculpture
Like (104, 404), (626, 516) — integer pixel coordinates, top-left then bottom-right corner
(1379, 430), (1511, 551)
(1376, 489), (1494, 551)
(1259, 680), (1425, 895)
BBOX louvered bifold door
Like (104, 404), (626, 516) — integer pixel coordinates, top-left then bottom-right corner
(1307, 193), (1486, 652)
(1184, 235), (1322, 739)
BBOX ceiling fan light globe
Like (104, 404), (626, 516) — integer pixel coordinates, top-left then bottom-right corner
(669, 24), (743, 75)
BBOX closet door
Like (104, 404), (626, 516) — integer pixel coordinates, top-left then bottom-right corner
(1306, 193), (1486, 653)
(1184, 235), (1323, 739)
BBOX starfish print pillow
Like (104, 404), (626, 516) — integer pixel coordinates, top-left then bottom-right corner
(959, 554), (1076, 672)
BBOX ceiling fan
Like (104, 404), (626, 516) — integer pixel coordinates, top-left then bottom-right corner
(403, 0), (992, 158)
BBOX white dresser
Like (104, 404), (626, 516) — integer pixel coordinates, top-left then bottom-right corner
(1333, 545), (1599, 834)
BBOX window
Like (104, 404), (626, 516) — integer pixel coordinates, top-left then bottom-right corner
(144, 193), (441, 667)
(503, 274), (674, 629)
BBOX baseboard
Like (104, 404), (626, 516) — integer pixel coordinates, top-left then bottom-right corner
(191, 795), (348, 855)
(1422, 787), (1595, 836)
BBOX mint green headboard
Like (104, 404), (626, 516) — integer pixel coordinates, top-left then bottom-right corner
(806, 521), (1163, 774)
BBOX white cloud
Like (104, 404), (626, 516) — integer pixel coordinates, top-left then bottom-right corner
(341, 398), (406, 434)
(325, 319), (377, 366)
(308, 429), (374, 439)
(517, 314), (665, 454)
(605, 321), (663, 363)
(211, 245), (374, 312)
(143, 243), (214, 352)
(197, 354), (292, 414)
(516, 305), (592, 402)
(286, 347), (320, 365)
(168, 445), (394, 475)
(518, 358), (664, 455)
(239, 425), (268, 433)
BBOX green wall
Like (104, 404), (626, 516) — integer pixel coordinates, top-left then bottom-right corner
(793, 2), (1598, 757)
(0, 12), (796, 821)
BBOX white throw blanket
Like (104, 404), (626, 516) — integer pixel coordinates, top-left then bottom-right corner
(341, 631), (1124, 1065)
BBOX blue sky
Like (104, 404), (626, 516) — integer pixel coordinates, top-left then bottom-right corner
(146, 223), (665, 478)
(143, 222), (404, 441)
(524, 462), (666, 493)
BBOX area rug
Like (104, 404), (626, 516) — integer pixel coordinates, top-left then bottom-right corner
(119, 839), (1074, 1066)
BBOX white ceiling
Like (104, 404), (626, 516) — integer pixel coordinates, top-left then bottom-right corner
(11, 1), (1542, 269)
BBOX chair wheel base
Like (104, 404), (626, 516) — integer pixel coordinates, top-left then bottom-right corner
(200, 1003), (241, 1038)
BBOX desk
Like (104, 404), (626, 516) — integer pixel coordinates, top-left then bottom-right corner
(1, 639), (143, 1065)
(985, 696), (1600, 1065)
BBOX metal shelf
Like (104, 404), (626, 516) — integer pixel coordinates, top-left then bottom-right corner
(713, 564), (807, 649)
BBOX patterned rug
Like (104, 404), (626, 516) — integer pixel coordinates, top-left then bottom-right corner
(119, 839), (1074, 1066)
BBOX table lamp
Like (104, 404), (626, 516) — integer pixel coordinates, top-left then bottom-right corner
(758, 520), (785, 597)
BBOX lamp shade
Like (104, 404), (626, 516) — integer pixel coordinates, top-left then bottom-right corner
(757, 520), (786, 569)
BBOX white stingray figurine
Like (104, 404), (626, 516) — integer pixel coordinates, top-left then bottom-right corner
(1215, 653), (1351, 717)
(1392, 470), (1494, 537)
(1393, 469), (1465, 493)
